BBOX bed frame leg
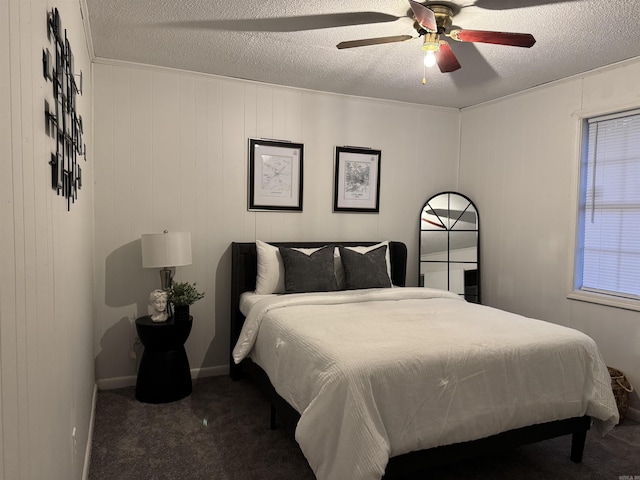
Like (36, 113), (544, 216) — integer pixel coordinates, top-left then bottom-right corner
(270, 405), (277, 430)
(570, 430), (587, 463)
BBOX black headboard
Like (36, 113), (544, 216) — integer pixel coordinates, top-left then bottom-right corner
(229, 241), (407, 379)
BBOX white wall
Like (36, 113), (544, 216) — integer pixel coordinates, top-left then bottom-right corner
(459, 58), (640, 415)
(92, 61), (461, 385)
(1, 1), (95, 479)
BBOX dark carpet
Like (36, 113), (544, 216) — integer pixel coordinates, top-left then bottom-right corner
(88, 375), (640, 480)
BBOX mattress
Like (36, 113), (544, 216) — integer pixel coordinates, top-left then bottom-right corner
(239, 291), (276, 316)
(233, 287), (619, 480)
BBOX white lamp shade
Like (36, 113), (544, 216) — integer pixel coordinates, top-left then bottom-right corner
(141, 232), (192, 268)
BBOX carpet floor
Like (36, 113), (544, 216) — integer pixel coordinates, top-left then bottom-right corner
(88, 375), (639, 480)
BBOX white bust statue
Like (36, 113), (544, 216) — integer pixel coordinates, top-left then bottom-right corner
(149, 289), (169, 322)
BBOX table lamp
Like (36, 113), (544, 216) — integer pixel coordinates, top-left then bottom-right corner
(141, 231), (192, 290)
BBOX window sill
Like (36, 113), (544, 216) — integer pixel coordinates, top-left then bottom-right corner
(567, 290), (640, 312)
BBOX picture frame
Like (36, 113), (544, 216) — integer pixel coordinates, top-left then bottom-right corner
(333, 146), (381, 213)
(248, 138), (303, 211)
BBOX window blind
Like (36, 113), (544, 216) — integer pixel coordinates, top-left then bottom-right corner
(580, 109), (640, 299)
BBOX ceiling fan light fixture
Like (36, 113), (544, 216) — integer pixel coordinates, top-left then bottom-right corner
(422, 32), (439, 68)
(424, 50), (437, 68)
(335, 0), (534, 75)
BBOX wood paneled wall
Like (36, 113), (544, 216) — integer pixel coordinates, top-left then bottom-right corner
(1, 1), (95, 479)
(92, 61), (461, 385)
(459, 58), (640, 415)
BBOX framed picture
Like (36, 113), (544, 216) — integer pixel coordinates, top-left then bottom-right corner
(333, 146), (381, 213)
(248, 138), (304, 211)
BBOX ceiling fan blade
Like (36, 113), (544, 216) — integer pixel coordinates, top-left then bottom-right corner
(436, 41), (461, 73)
(161, 12), (401, 33)
(449, 29), (536, 47)
(409, 1), (437, 31)
(473, 0), (581, 10)
(337, 35), (414, 49)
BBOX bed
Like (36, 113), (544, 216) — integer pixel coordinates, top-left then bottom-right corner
(229, 240), (618, 480)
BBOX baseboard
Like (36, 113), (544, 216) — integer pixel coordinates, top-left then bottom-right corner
(97, 375), (137, 390)
(192, 364), (229, 379)
(82, 384), (98, 480)
(96, 364), (230, 390)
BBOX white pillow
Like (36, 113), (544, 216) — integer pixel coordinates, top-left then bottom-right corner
(335, 241), (392, 289)
(255, 240), (283, 294)
(255, 240), (323, 294)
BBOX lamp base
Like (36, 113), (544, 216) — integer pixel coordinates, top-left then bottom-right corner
(159, 267), (173, 291)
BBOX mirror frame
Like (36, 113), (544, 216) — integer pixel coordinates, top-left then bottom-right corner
(419, 191), (481, 303)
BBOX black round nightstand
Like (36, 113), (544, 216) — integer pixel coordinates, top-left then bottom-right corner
(135, 315), (193, 404)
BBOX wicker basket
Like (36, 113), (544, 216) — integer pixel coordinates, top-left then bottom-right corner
(608, 367), (634, 423)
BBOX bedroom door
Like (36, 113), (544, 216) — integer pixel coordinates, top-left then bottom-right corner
(419, 192), (480, 303)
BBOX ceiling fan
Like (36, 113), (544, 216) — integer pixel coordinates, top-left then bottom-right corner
(337, 1), (536, 74)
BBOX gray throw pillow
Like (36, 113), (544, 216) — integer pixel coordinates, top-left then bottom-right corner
(278, 246), (339, 293)
(339, 245), (391, 290)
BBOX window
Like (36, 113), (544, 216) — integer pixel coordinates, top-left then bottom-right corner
(574, 109), (640, 304)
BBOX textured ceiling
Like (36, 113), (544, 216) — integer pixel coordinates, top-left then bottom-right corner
(85, 0), (640, 109)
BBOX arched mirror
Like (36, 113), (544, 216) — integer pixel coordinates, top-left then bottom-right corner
(419, 192), (480, 303)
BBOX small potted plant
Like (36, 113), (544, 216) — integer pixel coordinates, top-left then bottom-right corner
(167, 281), (205, 321)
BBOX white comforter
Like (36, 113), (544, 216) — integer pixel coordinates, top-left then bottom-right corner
(233, 287), (619, 480)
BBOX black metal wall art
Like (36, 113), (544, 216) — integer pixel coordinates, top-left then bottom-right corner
(43, 7), (86, 211)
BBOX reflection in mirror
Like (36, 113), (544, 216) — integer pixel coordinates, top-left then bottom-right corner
(419, 192), (480, 303)
(421, 262), (448, 291)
